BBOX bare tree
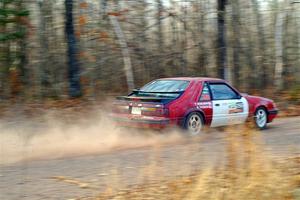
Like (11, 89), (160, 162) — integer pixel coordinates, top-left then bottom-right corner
(1, 0), (300, 100)
(155, 0), (165, 77)
(274, 0), (288, 90)
(251, 0), (268, 89)
(196, 1), (208, 76)
(38, 0), (51, 97)
(230, 0), (242, 87)
(109, 14), (135, 91)
(217, 0), (227, 80)
(65, 0), (82, 97)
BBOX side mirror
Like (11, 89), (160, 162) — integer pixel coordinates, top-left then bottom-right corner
(236, 94), (242, 99)
(241, 93), (248, 97)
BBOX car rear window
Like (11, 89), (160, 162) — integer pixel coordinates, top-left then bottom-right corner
(132, 80), (190, 98)
(140, 80), (189, 92)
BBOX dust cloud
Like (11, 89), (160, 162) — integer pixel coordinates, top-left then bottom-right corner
(0, 108), (183, 166)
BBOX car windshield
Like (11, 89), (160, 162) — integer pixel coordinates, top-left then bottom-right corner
(132, 80), (189, 98)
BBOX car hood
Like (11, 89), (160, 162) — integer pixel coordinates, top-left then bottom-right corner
(242, 93), (273, 104)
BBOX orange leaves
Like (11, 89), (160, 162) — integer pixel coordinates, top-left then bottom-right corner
(9, 68), (21, 96)
(79, 2), (88, 9)
(78, 1), (88, 27)
(107, 9), (129, 18)
(79, 51), (96, 63)
(79, 51), (85, 59)
(99, 31), (109, 41)
(107, 12), (121, 17)
(87, 54), (96, 63)
(75, 30), (81, 38)
(78, 15), (87, 26)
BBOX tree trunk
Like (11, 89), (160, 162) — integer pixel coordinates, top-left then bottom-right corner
(243, 30), (256, 91)
(274, 1), (288, 91)
(39, 0), (50, 97)
(156, 0), (165, 77)
(217, 0), (227, 80)
(100, 0), (107, 19)
(181, 2), (188, 76)
(295, 2), (300, 84)
(109, 15), (135, 91)
(196, 1), (207, 76)
(139, 0), (150, 83)
(65, 0), (82, 97)
(230, 0), (241, 87)
(170, 0), (179, 75)
(15, 1), (28, 99)
(251, 0), (268, 89)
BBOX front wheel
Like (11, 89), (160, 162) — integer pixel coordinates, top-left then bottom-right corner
(254, 107), (268, 129)
(184, 112), (204, 136)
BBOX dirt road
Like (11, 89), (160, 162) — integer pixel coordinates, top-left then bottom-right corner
(0, 117), (299, 200)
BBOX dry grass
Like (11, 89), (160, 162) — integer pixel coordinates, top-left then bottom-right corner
(80, 160), (299, 200)
(80, 127), (300, 200)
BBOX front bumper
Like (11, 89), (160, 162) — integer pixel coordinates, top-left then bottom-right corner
(267, 109), (279, 122)
(269, 109), (279, 115)
(110, 113), (170, 129)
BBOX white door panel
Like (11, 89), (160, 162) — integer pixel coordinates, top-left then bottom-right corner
(228, 97), (249, 125)
(211, 97), (249, 127)
(211, 100), (230, 127)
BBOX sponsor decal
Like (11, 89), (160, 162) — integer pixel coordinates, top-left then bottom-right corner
(228, 102), (244, 114)
(197, 102), (212, 109)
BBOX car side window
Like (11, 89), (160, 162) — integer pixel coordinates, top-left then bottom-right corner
(209, 83), (239, 100)
(199, 83), (211, 101)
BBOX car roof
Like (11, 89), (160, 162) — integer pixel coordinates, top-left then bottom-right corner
(157, 77), (224, 82)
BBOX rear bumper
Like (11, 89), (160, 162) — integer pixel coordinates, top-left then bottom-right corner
(110, 113), (171, 129)
(267, 109), (279, 123)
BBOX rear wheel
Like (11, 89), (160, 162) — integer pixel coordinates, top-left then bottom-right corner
(184, 112), (204, 136)
(254, 107), (267, 129)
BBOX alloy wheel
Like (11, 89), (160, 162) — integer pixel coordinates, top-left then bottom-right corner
(187, 113), (203, 135)
(255, 108), (267, 129)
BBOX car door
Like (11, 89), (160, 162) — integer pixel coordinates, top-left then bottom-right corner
(209, 83), (248, 127)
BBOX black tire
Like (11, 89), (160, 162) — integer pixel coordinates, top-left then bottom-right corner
(184, 112), (204, 136)
(254, 107), (268, 130)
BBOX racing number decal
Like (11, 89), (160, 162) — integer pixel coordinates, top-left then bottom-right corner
(227, 98), (249, 124)
(211, 98), (249, 127)
(228, 102), (244, 114)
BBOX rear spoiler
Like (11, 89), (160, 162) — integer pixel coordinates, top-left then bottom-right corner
(116, 96), (174, 103)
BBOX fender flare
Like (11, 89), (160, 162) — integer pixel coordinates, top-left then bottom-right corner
(181, 107), (206, 127)
(253, 102), (269, 116)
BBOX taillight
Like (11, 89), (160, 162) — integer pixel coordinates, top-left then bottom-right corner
(142, 107), (169, 117)
(113, 102), (169, 117)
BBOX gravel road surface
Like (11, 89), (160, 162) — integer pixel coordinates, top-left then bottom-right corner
(0, 117), (299, 200)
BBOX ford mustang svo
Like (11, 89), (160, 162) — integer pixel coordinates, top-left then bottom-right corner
(111, 77), (278, 135)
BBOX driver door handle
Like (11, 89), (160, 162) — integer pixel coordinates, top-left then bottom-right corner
(215, 103), (220, 106)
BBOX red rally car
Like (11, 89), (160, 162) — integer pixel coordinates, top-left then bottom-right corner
(111, 77), (278, 135)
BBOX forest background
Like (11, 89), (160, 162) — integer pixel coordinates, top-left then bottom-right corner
(0, 0), (300, 103)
